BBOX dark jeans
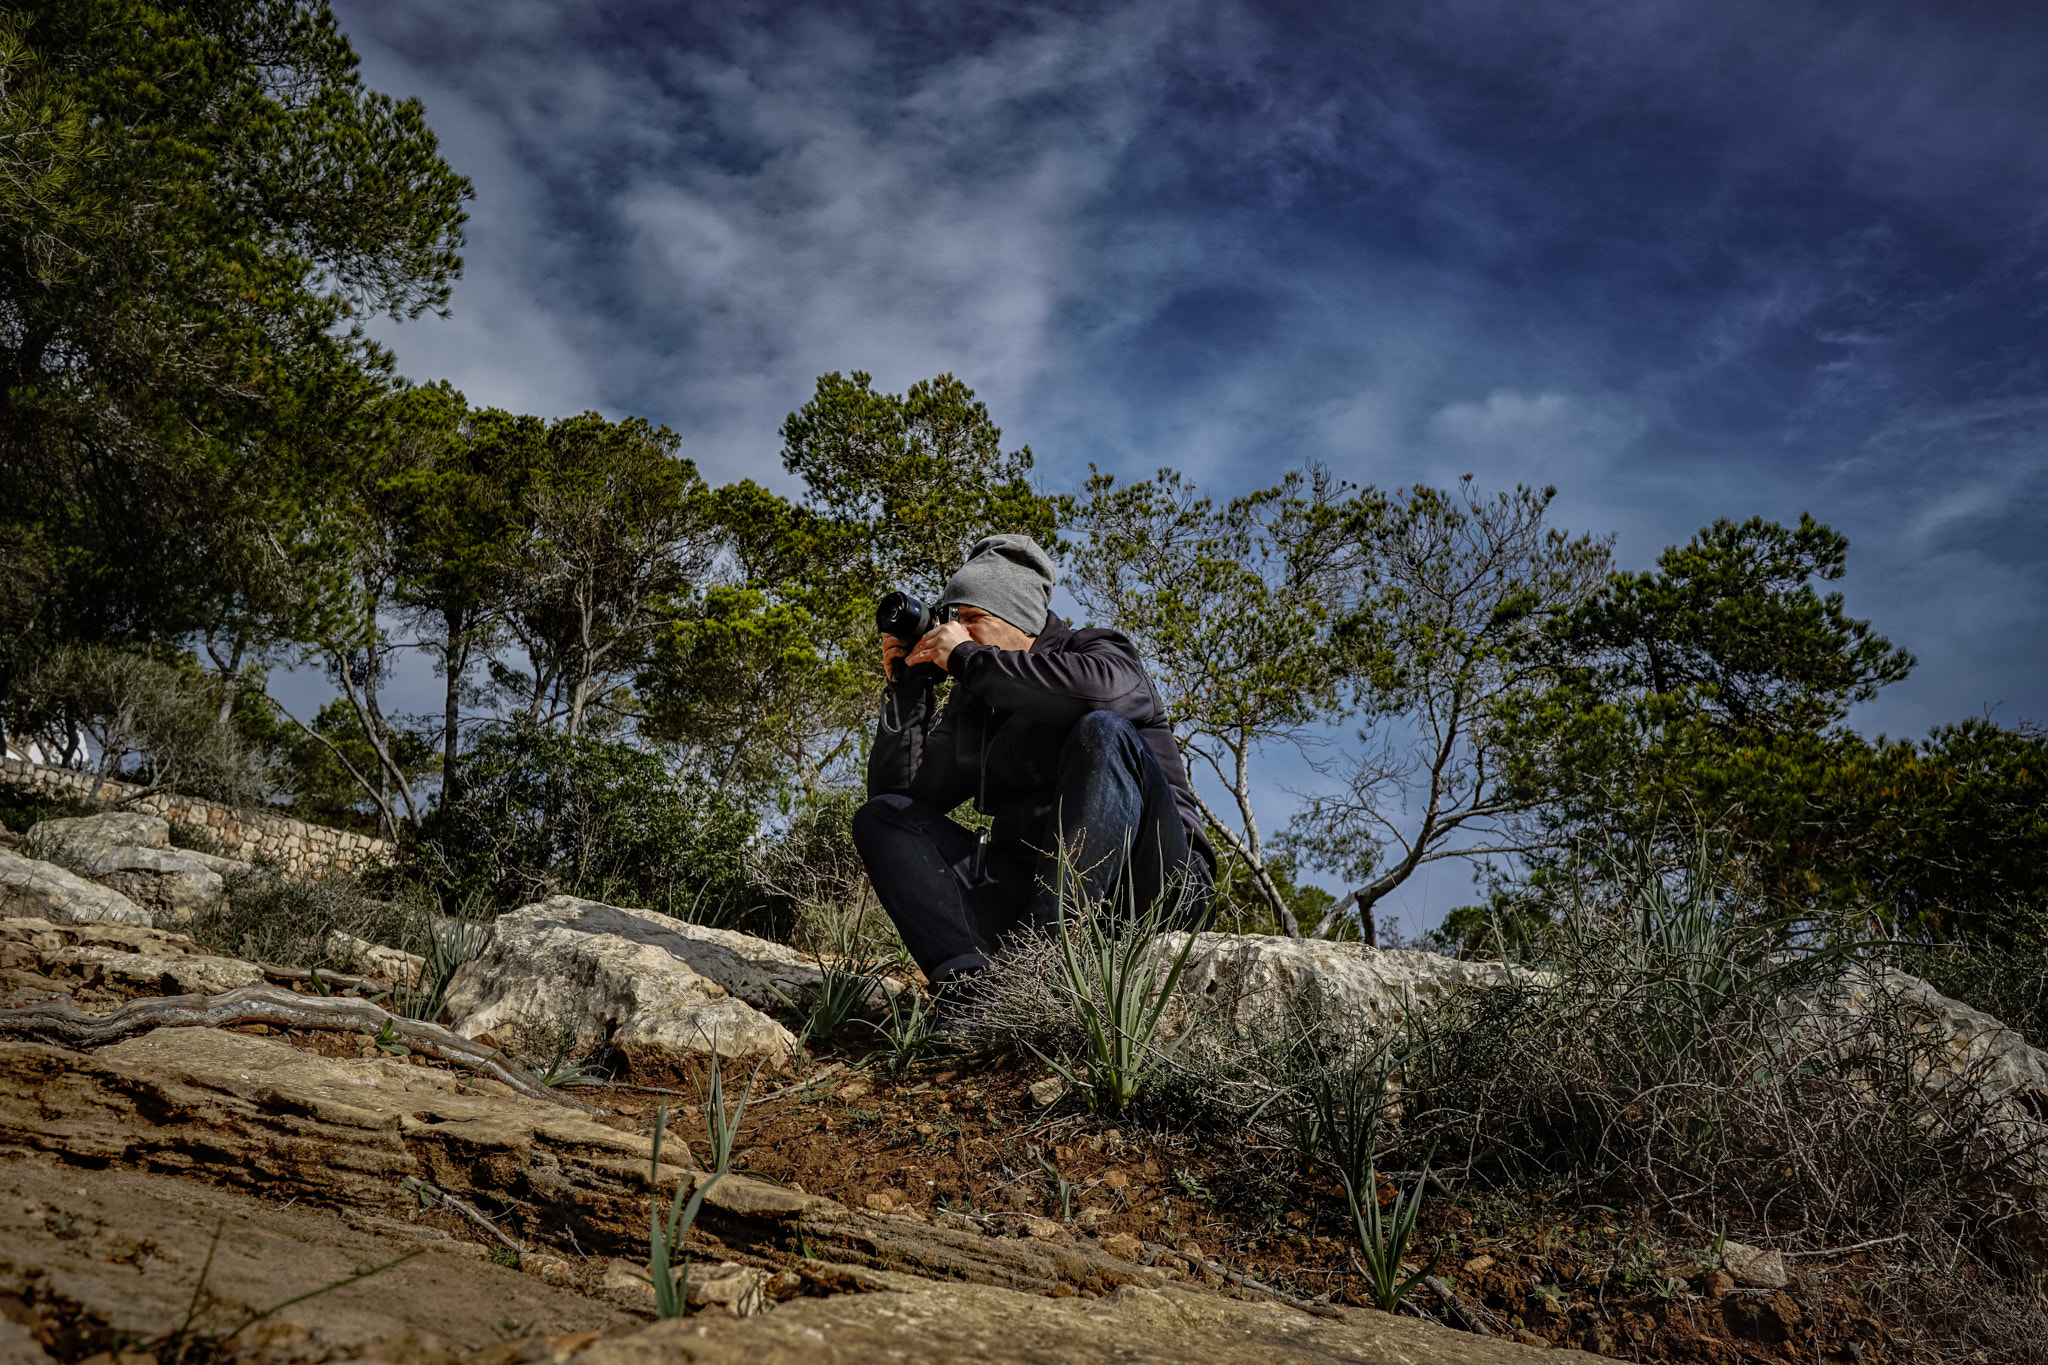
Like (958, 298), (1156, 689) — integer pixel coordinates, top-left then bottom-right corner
(852, 710), (1212, 983)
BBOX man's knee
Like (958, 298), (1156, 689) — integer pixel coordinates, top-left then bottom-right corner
(851, 793), (918, 856)
(1063, 709), (1141, 764)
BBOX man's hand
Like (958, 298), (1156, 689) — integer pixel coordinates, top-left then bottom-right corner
(881, 633), (910, 679)
(905, 620), (974, 673)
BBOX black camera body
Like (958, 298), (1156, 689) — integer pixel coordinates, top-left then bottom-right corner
(877, 590), (955, 685)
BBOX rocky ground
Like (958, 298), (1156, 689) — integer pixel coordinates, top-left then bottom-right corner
(3, 810), (2038, 1363)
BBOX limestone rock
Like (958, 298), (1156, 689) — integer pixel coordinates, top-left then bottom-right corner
(26, 811), (170, 860)
(1721, 1240), (1787, 1289)
(689, 1262), (772, 1317)
(83, 845), (249, 925)
(0, 851), (153, 927)
(1, 916), (261, 995)
(326, 929), (426, 985)
(566, 1273), (1608, 1365)
(1161, 932), (1536, 1037)
(444, 895), (802, 1072)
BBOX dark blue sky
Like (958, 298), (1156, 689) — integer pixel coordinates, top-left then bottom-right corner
(334, 0), (2048, 747)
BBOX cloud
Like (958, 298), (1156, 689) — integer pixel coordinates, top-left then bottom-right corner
(329, 0), (2048, 753)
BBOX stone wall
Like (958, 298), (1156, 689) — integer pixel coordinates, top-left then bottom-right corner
(0, 757), (392, 874)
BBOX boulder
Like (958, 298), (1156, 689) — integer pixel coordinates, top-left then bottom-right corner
(0, 850), (153, 927)
(1, 916), (263, 995)
(25, 811), (170, 861)
(1161, 932), (1536, 1039)
(82, 845), (249, 925)
(444, 895), (804, 1072)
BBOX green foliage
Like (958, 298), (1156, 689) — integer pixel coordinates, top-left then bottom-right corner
(697, 1044), (761, 1175)
(778, 370), (1058, 600)
(1348, 1160), (1436, 1313)
(862, 987), (948, 1076)
(1508, 515), (2046, 945)
(3, 644), (267, 803)
(646, 1102), (719, 1319)
(639, 585), (868, 800)
(0, 780), (91, 836)
(0, 0), (468, 673)
(417, 723), (754, 914)
(386, 895), (490, 1023)
(193, 867), (428, 970)
(1037, 848), (1202, 1113)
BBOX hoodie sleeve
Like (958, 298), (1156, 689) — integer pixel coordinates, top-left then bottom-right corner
(947, 631), (1152, 727)
(866, 681), (977, 812)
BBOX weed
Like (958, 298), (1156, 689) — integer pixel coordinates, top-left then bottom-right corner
(1038, 1154), (1076, 1222)
(646, 1101), (720, 1319)
(387, 892), (491, 1023)
(489, 1246), (520, 1269)
(1034, 844), (1202, 1113)
(697, 1040), (761, 1174)
(1347, 1158), (1436, 1314)
(862, 986), (948, 1076)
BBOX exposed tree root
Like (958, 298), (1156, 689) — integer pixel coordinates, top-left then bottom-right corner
(0, 984), (598, 1112)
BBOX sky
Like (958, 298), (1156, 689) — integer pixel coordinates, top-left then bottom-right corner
(323, 0), (2048, 932)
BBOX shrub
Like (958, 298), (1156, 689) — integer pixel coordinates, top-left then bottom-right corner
(192, 866), (431, 969)
(416, 723), (755, 915)
(1395, 855), (2044, 1291)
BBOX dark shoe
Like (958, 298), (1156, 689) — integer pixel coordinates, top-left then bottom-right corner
(929, 970), (988, 1041)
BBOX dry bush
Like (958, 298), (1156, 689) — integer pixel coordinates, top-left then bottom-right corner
(1389, 861), (2048, 1360)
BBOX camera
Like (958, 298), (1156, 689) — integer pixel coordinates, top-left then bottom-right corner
(877, 590), (955, 685)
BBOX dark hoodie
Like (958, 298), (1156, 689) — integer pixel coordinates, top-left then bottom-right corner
(866, 612), (1217, 881)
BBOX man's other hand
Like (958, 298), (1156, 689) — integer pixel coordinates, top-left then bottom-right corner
(881, 633), (911, 678)
(905, 620), (974, 672)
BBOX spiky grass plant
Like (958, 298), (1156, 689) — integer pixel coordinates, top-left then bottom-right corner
(696, 1038), (761, 1174)
(863, 985), (949, 1076)
(647, 1100), (719, 1319)
(1347, 1159), (1436, 1313)
(1036, 842), (1201, 1114)
(389, 891), (492, 1022)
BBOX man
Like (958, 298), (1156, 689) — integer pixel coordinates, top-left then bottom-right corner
(853, 533), (1216, 1015)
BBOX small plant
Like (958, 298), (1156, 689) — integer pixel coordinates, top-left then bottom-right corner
(1036, 843), (1202, 1113)
(389, 892), (492, 1023)
(697, 1039), (762, 1174)
(489, 1246), (520, 1268)
(862, 986), (948, 1076)
(647, 1100), (720, 1319)
(771, 891), (887, 1044)
(1039, 1153), (1076, 1222)
(1347, 1158), (1437, 1313)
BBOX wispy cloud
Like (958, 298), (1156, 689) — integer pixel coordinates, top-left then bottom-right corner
(335, 0), (2048, 739)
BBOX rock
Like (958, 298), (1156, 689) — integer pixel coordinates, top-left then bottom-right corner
(688, 1262), (771, 1318)
(1720, 1240), (1787, 1290)
(1028, 1075), (1068, 1107)
(0, 852), (153, 927)
(1, 917), (264, 996)
(83, 845), (248, 925)
(1098, 1232), (1143, 1261)
(26, 812), (170, 861)
(444, 896), (802, 1074)
(563, 1274), (1612, 1364)
(1462, 1254), (1496, 1274)
(1704, 1270), (1735, 1297)
(600, 1259), (656, 1302)
(326, 930), (426, 985)
(1160, 932), (1537, 1038)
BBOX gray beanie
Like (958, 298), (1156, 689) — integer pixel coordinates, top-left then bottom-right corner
(939, 534), (1059, 634)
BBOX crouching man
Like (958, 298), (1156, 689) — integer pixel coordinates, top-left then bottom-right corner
(853, 533), (1216, 1023)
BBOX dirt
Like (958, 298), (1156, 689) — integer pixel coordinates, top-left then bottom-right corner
(593, 1044), (1906, 1364)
